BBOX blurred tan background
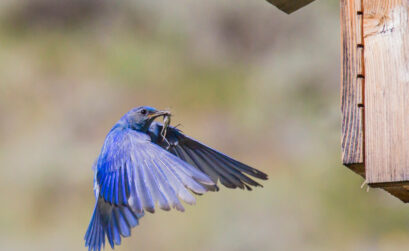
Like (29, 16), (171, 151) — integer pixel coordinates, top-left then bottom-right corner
(1, 0), (409, 250)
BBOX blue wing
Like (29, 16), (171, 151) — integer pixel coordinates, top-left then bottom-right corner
(149, 122), (268, 191)
(85, 126), (216, 251)
(96, 126), (216, 213)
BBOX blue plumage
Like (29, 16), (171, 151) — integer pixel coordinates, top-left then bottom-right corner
(85, 106), (268, 251)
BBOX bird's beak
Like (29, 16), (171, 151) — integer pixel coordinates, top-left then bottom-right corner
(148, 110), (171, 120)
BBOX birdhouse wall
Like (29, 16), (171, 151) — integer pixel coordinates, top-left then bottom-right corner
(364, 0), (409, 185)
(341, 0), (365, 176)
(341, 0), (409, 202)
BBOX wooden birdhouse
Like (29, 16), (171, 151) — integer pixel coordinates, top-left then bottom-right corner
(268, 0), (409, 202)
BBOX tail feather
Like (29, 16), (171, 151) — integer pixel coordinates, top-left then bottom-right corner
(85, 199), (144, 251)
(84, 204), (105, 251)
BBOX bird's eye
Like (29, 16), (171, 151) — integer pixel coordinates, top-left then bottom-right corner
(140, 109), (147, 115)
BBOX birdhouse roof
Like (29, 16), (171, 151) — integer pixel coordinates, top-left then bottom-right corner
(267, 0), (316, 14)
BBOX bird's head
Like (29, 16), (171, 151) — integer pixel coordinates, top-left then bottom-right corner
(120, 106), (171, 132)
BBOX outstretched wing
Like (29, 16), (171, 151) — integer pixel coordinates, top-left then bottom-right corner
(149, 122), (268, 191)
(96, 127), (216, 214)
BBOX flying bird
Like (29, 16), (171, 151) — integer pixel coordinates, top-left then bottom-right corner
(84, 106), (268, 251)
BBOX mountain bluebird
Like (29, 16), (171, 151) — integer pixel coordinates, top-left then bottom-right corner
(85, 106), (268, 250)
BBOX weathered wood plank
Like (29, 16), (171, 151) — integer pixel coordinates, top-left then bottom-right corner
(341, 0), (365, 172)
(364, 0), (409, 184)
(266, 0), (316, 14)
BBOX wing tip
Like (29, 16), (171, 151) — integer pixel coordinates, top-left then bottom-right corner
(253, 170), (268, 180)
(145, 207), (155, 214)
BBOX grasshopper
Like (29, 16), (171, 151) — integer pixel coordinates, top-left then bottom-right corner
(160, 113), (172, 149)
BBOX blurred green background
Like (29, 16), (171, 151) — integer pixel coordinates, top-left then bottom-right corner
(1, 0), (409, 250)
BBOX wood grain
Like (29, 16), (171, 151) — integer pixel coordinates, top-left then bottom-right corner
(341, 0), (365, 173)
(364, 0), (409, 184)
(266, 0), (316, 14)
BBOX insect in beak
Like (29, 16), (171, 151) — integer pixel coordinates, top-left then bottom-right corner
(161, 114), (171, 137)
